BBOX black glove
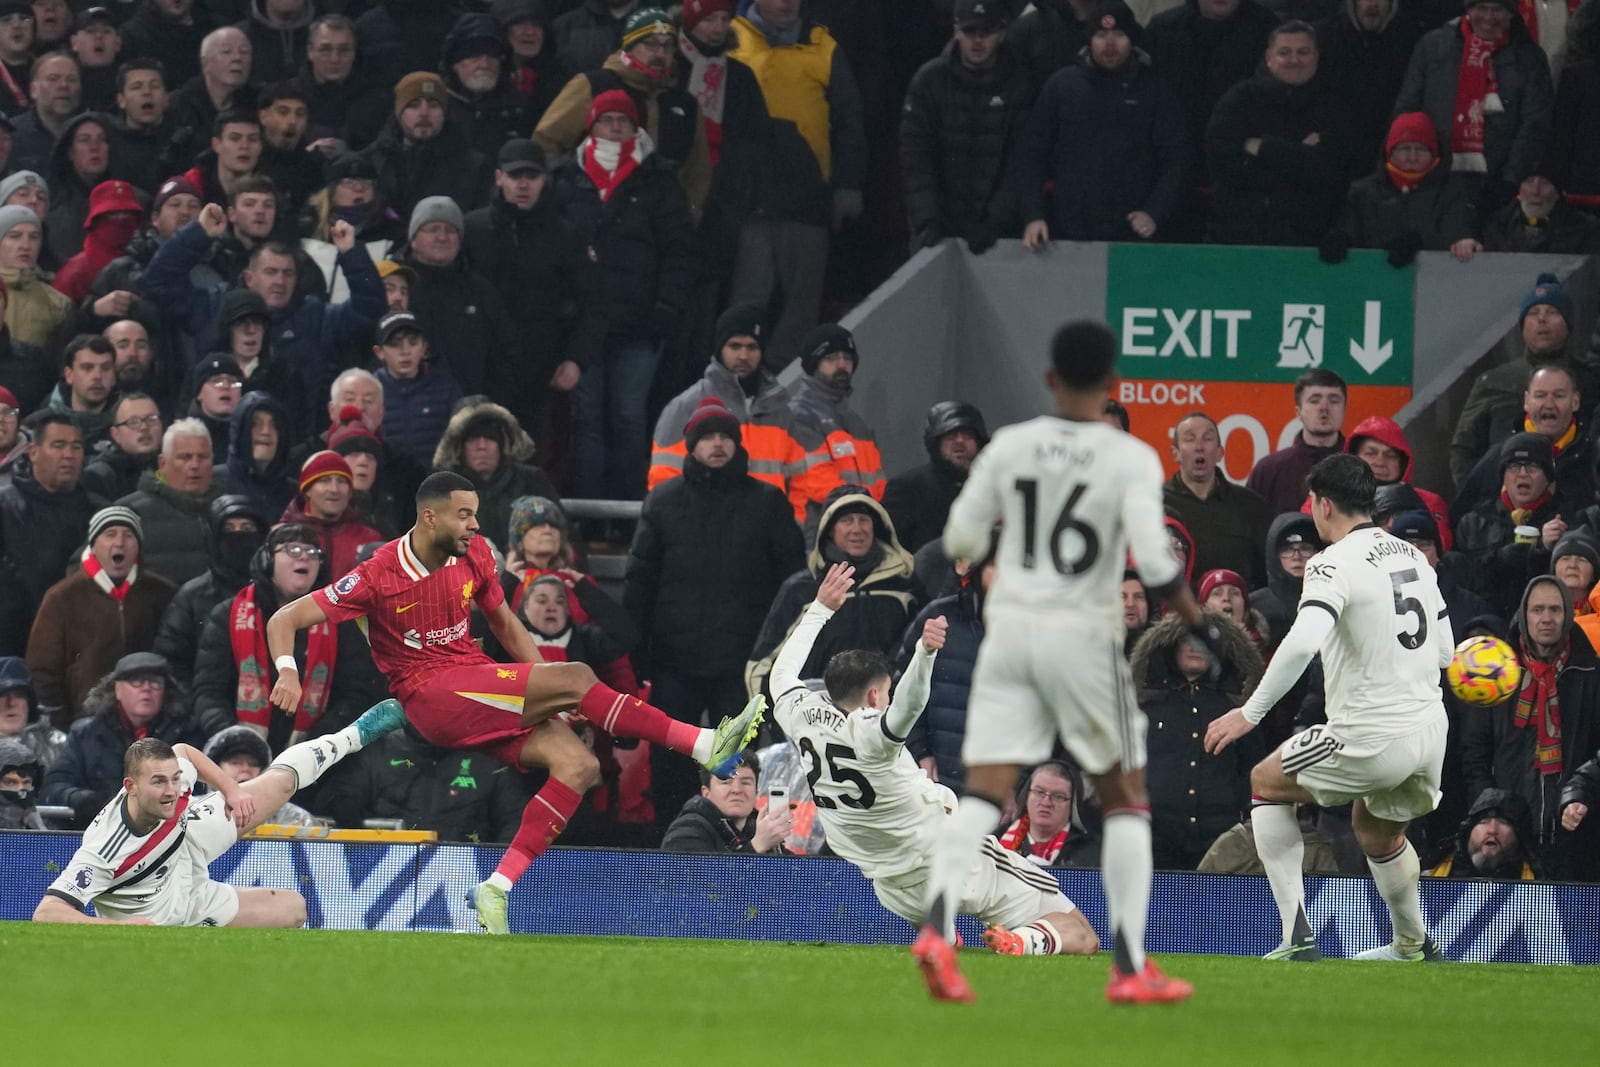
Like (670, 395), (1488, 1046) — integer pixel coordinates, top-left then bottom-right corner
(72, 791), (109, 827)
(1385, 230), (1424, 269)
(1317, 229), (1351, 265)
(1190, 618), (1230, 680)
(964, 221), (999, 255)
(912, 225), (945, 251)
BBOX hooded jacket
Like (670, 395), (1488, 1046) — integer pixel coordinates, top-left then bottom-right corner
(153, 493), (267, 691)
(43, 113), (124, 267)
(553, 0), (632, 76)
(626, 448), (806, 679)
(239, 0), (316, 85)
(0, 735), (44, 829)
(1133, 612), (1264, 869)
(442, 14), (535, 160)
(1165, 515), (1197, 590)
(1427, 786), (1541, 879)
(431, 401), (558, 555)
(785, 373), (883, 516)
(1332, 416), (1453, 551)
(1250, 512), (1319, 644)
(1463, 574), (1600, 842)
(746, 489), (920, 699)
(215, 391), (295, 519)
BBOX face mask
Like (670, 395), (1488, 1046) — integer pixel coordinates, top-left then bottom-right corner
(332, 203), (371, 230)
(218, 530), (263, 574)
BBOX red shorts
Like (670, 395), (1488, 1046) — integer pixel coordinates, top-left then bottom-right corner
(400, 663), (536, 767)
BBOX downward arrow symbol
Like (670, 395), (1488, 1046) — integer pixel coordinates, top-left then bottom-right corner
(1349, 300), (1392, 374)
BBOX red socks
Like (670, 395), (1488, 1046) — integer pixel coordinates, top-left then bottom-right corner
(577, 683), (700, 756)
(494, 777), (583, 884)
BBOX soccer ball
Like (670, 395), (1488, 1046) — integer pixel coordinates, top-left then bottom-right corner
(1447, 636), (1521, 706)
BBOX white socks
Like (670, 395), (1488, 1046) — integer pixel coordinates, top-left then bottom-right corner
(923, 795), (999, 940)
(691, 729), (713, 765)
(1252, 801), (1309, 944)
(1367, 840), (1426, 953)
(267, 725), (363, 791)
(1016, 920), (1064, 956)
(1101, 809), (1153, 974)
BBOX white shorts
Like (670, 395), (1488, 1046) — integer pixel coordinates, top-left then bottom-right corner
(872, 836), (1076, 930)
(962, 613), (1144, 775)
(1279, 716), (1447, 824)
(96, 792), (241, 927)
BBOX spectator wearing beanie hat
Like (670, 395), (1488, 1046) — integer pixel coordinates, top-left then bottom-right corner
(0, 281), (54, 416)
(441, 12), (529, 161)
(1451, 272), (1581, 483)
(1197, 567), (1268, 651)
(1454, 362), (1596, 523)
(1455, 431), (1566, 617)
(25, 504), (177, 726)
(327, 404), (399, 537)
(1325, 112), (1475, 262)
(0, 204), (72, 350)
(370, 310), (462, 469)
(1479, 159), (1600, 255)
(352, 70), (491, 220)
(504, 494), (599, 620)
(677, 0), (767, 173)
(648, 302), (810, 521)
(280, 449), (381, 578)
(51, 180), (145, 304)
(432, 396), (558, 556)
(1386, 506), (1490, 636)
(0, 383), (24, 474)
(203, 725), (316, 825)
(535, 8), (713, 216)
(784, 322), (883, 524)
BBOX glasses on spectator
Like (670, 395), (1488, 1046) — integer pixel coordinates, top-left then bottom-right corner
(1028, 787), (1071, 805)
(634, 37), (673, 54)
(1279, 543), (1316, 557)
(113, 413), (161, 430)
(0, 405), (17, 421)
(123, 676), (163, 689)
(278, 544), (324, 561)
(0, 13), (34, 25)
(206, 377), (244, 390)
(1506, 461), (1543, 475)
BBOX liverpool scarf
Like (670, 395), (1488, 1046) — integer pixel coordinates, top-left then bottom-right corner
(1515, 634), (1567, 774)
(82, 545), (135, 602)
(229, 584), (336, 733)
(998, 815), (1068, 866)
(1526, 414), (1577, 457)
(580, 131), (652, 202)
(1519, 0), (1580, 44)
(680, 32), (727, 165)
(1451, 20), (1507, 173)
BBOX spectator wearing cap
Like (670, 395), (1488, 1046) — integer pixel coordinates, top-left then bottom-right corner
(108, 58), (176, 194)
(784, 323), (883, 523)
(26, 503), (176, 724)
(355, 70), (491, 220)
(0, 280), (54, 414)
(69, 6), (122, 114)
(80, 390), (162, 502)
(463, 139), (583, 438)
(1475, 161), (1600, 256)
(0, 656), (65, 776)
(0, 2), (35, 118)
(1454, 431), (1567, 616)
(215, 288), (310, 440)
(256, 81), (324, 211)
(537, 7), (713, 216)
(374, 258), (413, 311)
(204, 724), (315, 826)
(117, 415), (221, 585)
(281, 448), (380, 576)
(118, 0), (215, 90)
(178, 353), (242, 457)
(1017, 1), (1186, 249)
(326, 406), (398, 537)
(1393, 0), (1554, 217)
(193, 520), (334, 749)
(627, 392), (804, 816)
(432, 397), (558, 555)
(153, 493), (267, 690)
(0, 412), (100, 656)
(291, 13), (388, 153)
(441, 11), (531, 161)
(301, 153), (404, 305)
(0, 204), (72, 349)
(51, 178), (142, 303)
(882, 400), (989, 556)
(554, 0), (642, 75)
(41, 651), (200, 829)
(239, 0), (315, 87)
(495, 0), (575, 127)
(370, 310), (461, 468)
(900, 0), (1031, 255)
(1453, 277), (1577, 484)
(649, 304), (809, 520)
(74, 176), (197, 352)
(1457, 363), (1594, 521)
(747, 484), (921, 700)
(555, 89), (694, 499)
(214, 387), (294, 518)
(1142, 0), (1277, 241)
(7, 52), (82, 178)
(1323, 112), (1476, 264)
(730, 0), (866, 369)
(45, 333), (118, 445)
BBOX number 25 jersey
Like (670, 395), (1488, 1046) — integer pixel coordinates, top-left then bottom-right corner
(944, 417), (1181, 630)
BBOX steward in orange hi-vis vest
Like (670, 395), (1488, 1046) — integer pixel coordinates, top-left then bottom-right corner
(785, 323), (884, 528)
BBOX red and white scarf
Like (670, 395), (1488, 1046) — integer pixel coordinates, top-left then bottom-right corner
(580, 131), (653, 201)
(82, 545), (136, 602)
(998, 816), (1069, 866)
(1519, 0), (1580, 44)
(1451, 19), (1508, 174)
(1515, 633), (1567, 775)
(229, 585), (336, 733)
(680, 32), (727, 165)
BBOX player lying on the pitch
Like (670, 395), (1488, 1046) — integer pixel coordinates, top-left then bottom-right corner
(32, 699), (406, 927)
(772, 562), (1099, 956)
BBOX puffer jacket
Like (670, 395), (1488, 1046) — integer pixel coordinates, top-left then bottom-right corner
(1336, 164), (1477, 250)
(553, 0), (630, 76)
(1018, 51), (1187, 242)
(746, 489), (921, 699)
(0, 456), (105, 652)
(0, 326), (53, 415)
(1005, 0), (1089, 90)
(403, 256), (517, 398)
(626, 449), (805, 679)
(80, 440), (156, 505)
(153, 493), (267, 690)
(899, 38), (1032, 244)
(375, 366), (462, 470)
(443, 15), (535, 160)
(659, 794), (768, 853)
(214, 391), (296, 520)
(896, 582), (983, 794)
(117, 469), (221, 586)
(431, 401), (559, 555)
(1393, 17), (1554, 192)
(354, 114), (493, 220)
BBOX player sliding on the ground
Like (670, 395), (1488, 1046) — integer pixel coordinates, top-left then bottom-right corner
(916, 321), (1225, 1005)
(266, 470), (764, 935)
(33, 700), (406, 926)
(1205, 453), (1451, 963)
(772, 562), (1100, 958)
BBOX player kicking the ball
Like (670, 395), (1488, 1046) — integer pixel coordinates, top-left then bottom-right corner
(34, 700), (406, 926)
(773, 562), (1101, 960)
(266, 471), (764, 935)
(915, 322), (1225, 1005)
(1205, 453), (1450, 963)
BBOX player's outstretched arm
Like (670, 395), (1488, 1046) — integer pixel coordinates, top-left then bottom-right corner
(772, 564), (853, 699)
(173, 743), (255, 828)
(1204, 605), (1337, 754)
(883, 616), (946, 740)
(32, 894), (152, 925)
(267, 594), (331, 713)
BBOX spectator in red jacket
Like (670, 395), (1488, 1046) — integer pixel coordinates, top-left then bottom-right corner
(279, 449), (380, 578)
(51, 179), (143, 303)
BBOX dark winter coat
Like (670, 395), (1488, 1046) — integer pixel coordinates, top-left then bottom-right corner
(625, 449), (805, 679)
(1205, 72), (1352, 246)
(1480, 198), (1600, 254)
(1550, 57), (1600, 200)
(1393, 17), (1554, 192)
(164, 78), (257, 180)
(117, 1), (215, 88)
(1163, 472), (1273, 589)
(43, 113), (125, 267)
(354, 114), (493, 219)
(444, 35), (534, 161)
(110, 115), (182, 198)
(1315, 0), (1421, 180)
(290, 66), (392, 151)
(1453, 416), (1595, 523)
(152, 493), (267, 690)
(116, 469), (221, 586)
(1249, 511), (1319, 644)
(0, 458), (104, 651)
(373, 366), (461, 470)
(1337, 166), (1477, 250)
(881, 456), (967, 556)
(0, 328), (55, 415)
(659, 794), (767, 853)
(430, 401), (558, 556)
(237, 0), (315, 85)
(80, 441), (156, 504)
(899, 39), (1033, 244)
(355, 0), (471, 85)
(403, 257), (519, 398)
(1006, 0), (1090, 91)
(1244, 432), (1343, 515)
(214, 391), (295, 519)
(553, 0), (629, 76)
(895, 586), (982, 794)
(1017, 53), (1187, 241)
(1453, 491), (1562, 617)
(1429, 786), (1542, 879)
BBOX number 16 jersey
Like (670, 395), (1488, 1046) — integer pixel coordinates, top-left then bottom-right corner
(1298, 525), (1451, 737)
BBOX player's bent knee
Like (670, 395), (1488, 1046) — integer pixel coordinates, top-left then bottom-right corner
(553, 749), (603, 793)
(279, 891), (308, 929)
(1055, 911), (1099, 955)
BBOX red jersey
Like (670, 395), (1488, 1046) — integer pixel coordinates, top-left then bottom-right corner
(312, 532), (505, 699)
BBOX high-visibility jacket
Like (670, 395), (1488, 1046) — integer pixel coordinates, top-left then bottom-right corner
(730, 16), (838, 179)
(649, 360), (815, 523)
(785, 375), (883, 517)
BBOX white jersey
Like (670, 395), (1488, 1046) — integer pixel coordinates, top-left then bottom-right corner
(944, 417), (1180, 629)
(771, 604), (956, 881)
(1298, 525), (1452, 735)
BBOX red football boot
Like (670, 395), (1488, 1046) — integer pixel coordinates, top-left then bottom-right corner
(1105, 960), (1194, 1005)
(912, 925), (975, 1003)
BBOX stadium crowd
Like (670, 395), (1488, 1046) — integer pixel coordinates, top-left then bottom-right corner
(0, 0), (1598, 885)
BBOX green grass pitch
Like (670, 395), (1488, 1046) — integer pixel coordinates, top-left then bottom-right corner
(7, 925), (1599, 1064)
